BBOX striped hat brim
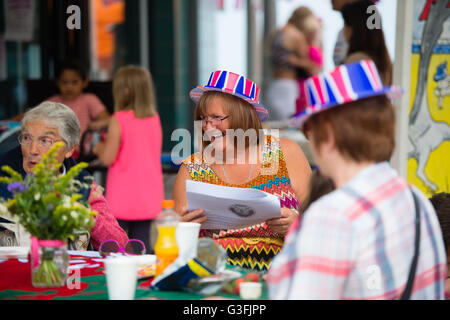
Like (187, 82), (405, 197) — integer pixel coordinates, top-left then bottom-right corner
(190, 86), (269, 122)
(291, 85), (403, 129)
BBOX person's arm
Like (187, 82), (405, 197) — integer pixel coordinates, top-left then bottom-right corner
(88, 110), (110, 131)
(280, 137), (312, 204)
(87, 94), (110, 130)
(267, 201), (355, 299)
(172, 164), (207, 224)
(92, 115), (121, 166)
(88, 181), (129, 250)
(266, 138), (312, 236)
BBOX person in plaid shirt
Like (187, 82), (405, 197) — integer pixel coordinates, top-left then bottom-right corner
(267, 60), (448, 299)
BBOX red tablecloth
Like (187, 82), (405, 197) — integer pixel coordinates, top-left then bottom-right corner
(0, 253), (108, 300)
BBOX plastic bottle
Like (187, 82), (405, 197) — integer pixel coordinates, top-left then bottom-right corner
(154, 200), (179, 276)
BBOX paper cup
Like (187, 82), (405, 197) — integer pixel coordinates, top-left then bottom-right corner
(176, 222), (201, 262)
(104, 256), (138, 300)
(239, 282), (262, 299)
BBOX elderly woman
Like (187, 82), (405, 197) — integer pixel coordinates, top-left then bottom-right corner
(0, 102), (128, 250)
(173, 71), (312, 271)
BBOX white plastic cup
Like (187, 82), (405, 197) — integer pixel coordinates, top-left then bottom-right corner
(175, 222), (201, 262)
(239, 282), (262, 299)
(104, 256), (138, 300)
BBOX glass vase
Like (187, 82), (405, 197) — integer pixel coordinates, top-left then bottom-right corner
(31, 241), (69, 288)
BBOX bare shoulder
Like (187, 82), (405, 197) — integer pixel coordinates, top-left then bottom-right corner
(278, 137), (311, 176)
(279, 137), (312, 202)
(174, 163), (192, 181)
(345, 52), (372, 64)
(279, 137), (303, 156)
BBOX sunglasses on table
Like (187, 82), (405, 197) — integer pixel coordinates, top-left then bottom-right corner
(99, 239), (146, 258)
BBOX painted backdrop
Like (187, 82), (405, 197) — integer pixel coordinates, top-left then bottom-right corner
(408, 0), (450, 196)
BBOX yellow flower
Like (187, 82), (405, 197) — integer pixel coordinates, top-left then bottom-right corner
(0, 202), (8, 215)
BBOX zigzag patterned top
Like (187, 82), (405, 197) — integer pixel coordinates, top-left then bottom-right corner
(183, 135), (299, 271)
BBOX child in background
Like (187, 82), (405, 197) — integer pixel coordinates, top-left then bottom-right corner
(47, 60), (110, 137)
(93, 65), (164, 254)
(429, 193), (450, 299)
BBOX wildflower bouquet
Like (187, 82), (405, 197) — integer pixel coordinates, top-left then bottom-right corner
(0, 142), (97, 287)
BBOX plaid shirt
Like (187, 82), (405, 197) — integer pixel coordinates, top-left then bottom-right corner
(267, 162), (447, 299)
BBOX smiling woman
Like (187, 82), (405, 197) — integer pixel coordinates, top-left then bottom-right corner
(0, 102), (129, 250)
(173, 70), (312, 271)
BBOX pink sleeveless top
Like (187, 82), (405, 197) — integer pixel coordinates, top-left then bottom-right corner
(105, 110), (164, 221)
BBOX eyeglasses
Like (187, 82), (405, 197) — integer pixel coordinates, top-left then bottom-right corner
(99, 239), (146, 258)
(199, 115), (229, 126)
(18, 134), (63, 150)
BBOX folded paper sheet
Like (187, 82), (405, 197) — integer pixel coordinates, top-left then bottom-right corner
(186, 180), (281, 229)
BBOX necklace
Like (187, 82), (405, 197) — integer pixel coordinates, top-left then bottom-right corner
(222, 163), (254, 184)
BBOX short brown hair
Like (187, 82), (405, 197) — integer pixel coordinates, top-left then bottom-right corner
(113, 65), (157, 118)
(304, 95), (395, 163)
(429, 193), (450, 251)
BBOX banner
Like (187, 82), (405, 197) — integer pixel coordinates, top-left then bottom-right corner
(407, 0), (450, 196)
(3, 0), (35, 42)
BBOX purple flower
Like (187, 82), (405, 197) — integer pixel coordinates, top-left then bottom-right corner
(7, 182), (26, 195)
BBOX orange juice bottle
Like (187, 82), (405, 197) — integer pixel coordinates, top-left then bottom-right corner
(154, 200), (179, 276)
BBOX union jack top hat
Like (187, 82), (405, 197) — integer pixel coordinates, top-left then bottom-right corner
(190, 70), (269, 122)
(292, 60), (403, 128)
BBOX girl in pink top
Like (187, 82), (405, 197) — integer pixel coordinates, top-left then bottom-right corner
(47, 60), (110, 158)
(93, 65), (164, 254)
(47, 60), (110, 135)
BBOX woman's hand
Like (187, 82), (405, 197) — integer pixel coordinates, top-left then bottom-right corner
(266, 207), (299, 236)
(178, 206), (208, 224)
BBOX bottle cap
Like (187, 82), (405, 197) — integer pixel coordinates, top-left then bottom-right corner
(162, 199), (175, 209)
(157, 200), (178, 225)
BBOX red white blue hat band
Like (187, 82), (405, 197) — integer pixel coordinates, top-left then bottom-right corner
(292, 60), (403, 128)
(190, 70), (269, 122)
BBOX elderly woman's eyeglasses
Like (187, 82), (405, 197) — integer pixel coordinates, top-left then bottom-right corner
(18, 134), (63, 149)
(199, 115), (229, 126)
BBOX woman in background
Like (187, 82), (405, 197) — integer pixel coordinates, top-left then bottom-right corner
(341, 0), (393, 85)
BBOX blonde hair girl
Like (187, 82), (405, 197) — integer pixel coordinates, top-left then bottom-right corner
(93, 65), (164, 253)
(113, 65), (158, 118)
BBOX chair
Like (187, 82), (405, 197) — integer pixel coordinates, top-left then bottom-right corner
(0, 217), (18, 247)
(0, 125), (20, 156)
(78, 128), (108, 177)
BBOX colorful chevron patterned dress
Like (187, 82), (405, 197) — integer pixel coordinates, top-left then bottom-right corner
(183, 135), (300, 271)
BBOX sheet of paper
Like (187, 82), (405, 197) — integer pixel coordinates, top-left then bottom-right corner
(186, 180), (281, 230)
